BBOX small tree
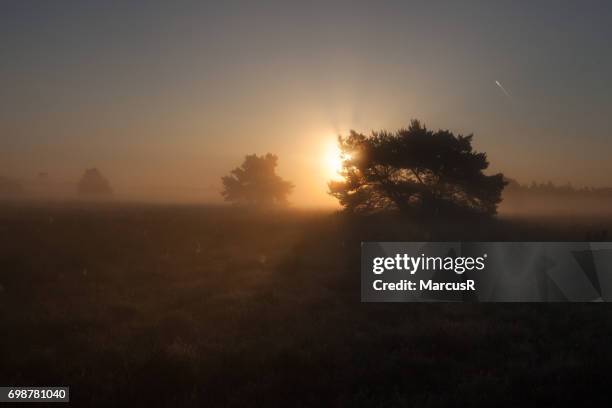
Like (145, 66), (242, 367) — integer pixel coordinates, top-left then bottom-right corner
(328, 120), (506, 216)
(221, 154), (293, 206)
(78, 168), (113, 195)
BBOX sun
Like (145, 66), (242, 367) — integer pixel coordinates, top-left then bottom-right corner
(324, 140), (347, 181)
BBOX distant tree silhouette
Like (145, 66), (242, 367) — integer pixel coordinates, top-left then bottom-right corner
(78, 168), (113, 195)
(505, 179), (612, 197)
(0, 176), (23, 195)
(328, 120), (506, 216)
(221, 154), (293, 206)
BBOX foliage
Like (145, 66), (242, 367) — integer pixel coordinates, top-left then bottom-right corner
(328, 120), (506, 216)
(221, 153), (293, 206)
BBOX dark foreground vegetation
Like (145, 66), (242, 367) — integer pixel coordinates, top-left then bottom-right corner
(1, 202), (612, 406)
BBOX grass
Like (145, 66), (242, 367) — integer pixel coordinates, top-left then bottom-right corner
(1, 201), (612, 406)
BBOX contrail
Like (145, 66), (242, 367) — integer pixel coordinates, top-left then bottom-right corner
(495, 80), (511, 98)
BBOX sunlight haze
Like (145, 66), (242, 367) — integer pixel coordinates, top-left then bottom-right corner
(2, 1), (612, 206)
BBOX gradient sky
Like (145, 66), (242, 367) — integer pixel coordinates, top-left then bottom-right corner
(2, 1), (612, 205)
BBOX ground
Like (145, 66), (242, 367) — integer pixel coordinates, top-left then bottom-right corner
(1, 202), (611, 407)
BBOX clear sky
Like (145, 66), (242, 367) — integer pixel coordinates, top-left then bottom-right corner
(2, 1), (612, 205)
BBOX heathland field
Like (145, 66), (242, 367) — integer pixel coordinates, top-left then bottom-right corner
(1, 202), (612, 406)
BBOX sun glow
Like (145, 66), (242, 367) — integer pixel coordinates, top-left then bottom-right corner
(324, 140), (347, 181)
